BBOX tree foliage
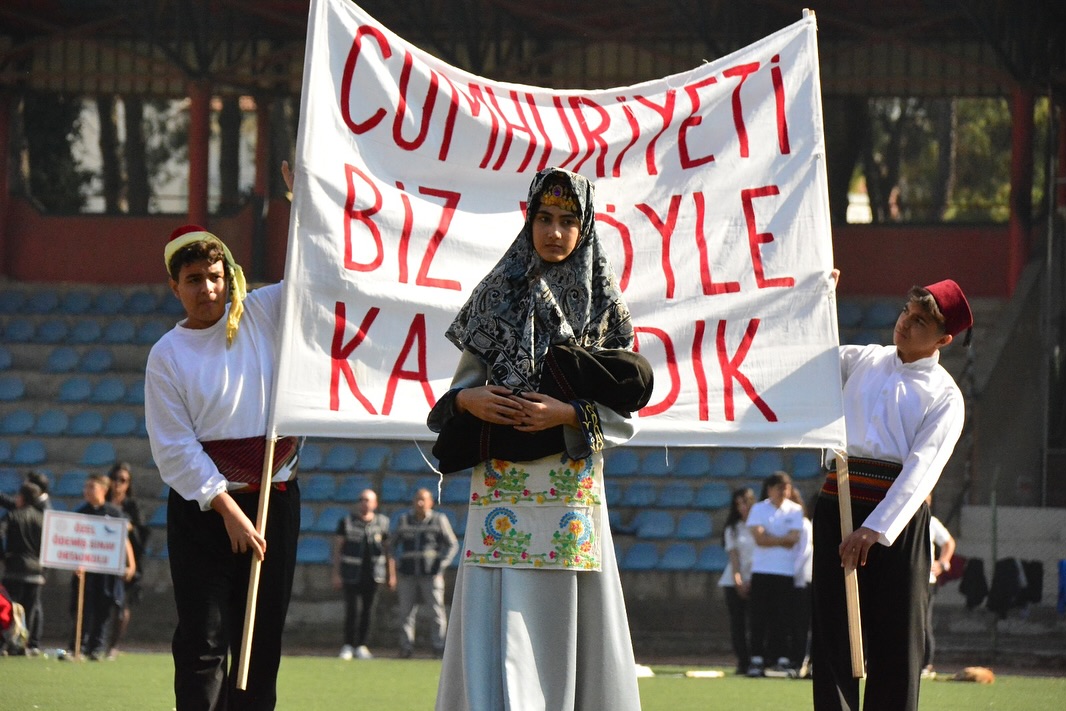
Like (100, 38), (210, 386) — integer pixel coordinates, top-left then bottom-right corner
(21, 93), (91, 213)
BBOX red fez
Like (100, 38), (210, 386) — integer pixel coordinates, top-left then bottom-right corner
(924, 279), (973, 338)
(169, 224), (208, 242)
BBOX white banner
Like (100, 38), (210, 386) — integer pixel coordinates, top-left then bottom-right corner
(272, 0), (845, 449)
(39, 510), (128, 576)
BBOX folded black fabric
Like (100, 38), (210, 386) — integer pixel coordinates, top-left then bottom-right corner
(431, 345), (654, 473)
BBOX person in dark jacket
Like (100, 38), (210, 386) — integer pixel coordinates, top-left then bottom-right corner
(0, 481), (45, 655)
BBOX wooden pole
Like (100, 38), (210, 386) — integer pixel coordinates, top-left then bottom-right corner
(834, 451), (866, 678)
(74, 569), (85, 659)
(235, 437), (277, 690)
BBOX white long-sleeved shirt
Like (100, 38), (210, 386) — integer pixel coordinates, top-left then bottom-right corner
(144, 283), (283, 510)
(747, 498), (804, 576)
(839, 344), (964, 546)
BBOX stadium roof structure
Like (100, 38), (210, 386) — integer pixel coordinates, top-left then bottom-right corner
(0, 0), (1063, 98)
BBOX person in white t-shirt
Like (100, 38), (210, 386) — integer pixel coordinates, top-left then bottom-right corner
(746, 471), (804, 676)
(717, 487), (756, 674)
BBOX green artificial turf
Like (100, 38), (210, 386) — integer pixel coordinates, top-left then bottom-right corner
(2, 653), (1063, 710)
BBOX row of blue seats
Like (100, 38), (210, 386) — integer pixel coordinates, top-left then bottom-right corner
(0, 439), (118, 468)
(0, 317), (171, 346)
(294, 442), (824, 481)
(0, 288), (182, 317)
(0, 373), (145, 404)
(289, 535), (730, 572)
(0, 407), (145, 437)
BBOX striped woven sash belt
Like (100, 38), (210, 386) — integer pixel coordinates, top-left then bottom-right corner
(820, 457), (903, 504)
(200, 435), (300, 490)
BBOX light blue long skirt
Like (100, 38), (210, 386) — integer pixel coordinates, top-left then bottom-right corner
(434, 507), (642, 711)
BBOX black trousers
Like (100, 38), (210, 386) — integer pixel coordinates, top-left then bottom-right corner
(749, 572), (795, 664)
(722, 585), (750, 671)
(342, 581), (378, 647)
(168, 482), (300, 711)
(811, 493), (930, 711)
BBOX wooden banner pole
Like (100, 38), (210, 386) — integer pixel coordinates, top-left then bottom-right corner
(74, 569), (85, 659)
(235, 437), (277, 690)
(834, 451), (866, 678)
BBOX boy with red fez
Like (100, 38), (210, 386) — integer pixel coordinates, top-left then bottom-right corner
(811, 278), (973, 711)
(145, 211), (301, 709)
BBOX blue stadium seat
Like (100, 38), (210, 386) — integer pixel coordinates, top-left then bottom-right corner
(103, 411), (138, 436)
(0, 375), (25, 401)
(0, 409), (34, 435)
(604, 479), (623, 506)
(0, 346), (11, 371)
(79, 347), (114, 373)
(620, 542), (659, 571)
(412, 475), (441, 499)
(605, 448), (639, 477)
(321, 443), (358, 472)
(3, 318), (34, 343)
(90, 376), (126, 404)
(380, 475), (409, 503)
(694, 482), (732, 510)
(355, 445), (390, 472)
(296, 536), (332, 564)
(57, 376), (92, 402)
(657, 482), (694, 508)
(441, 477), (469, 504)
(334, 475), (374, 503)
(299, 504), (316, 532)
(148, 504), (168, 527)
(695, 544), (729, 573)
(312, 506), (348, 534)
(836, 301), (864, 329)
(68, 320), (103, 344)
(94, 292), (126, 315)
(711, 450), (747, 478)
(621, 481), (657, 508)
(676, 511), (713, 540)
(659, 543), (698, 571)
(55, 469), (89, 497)
(160, 294), (186, 316)
(35, 319), (68, 344)
(136, 320), (170, 345)
(675, 451), (712, 478)
(125, 378), (145, 406)
(449, 508), (467, 537)
(641, 451), (674, 477)
(80, 440), (117, 467)
(749, 450), (784, 478)
(102, 319), (137, 344)
(298, 442), (324, 471)
(0, 289), (25, 313)
(68, 410), (105, 436)
(11, 440), (46, 466)
(125, 290), (159, 314)
(633, 509), (675, 539)
(390, 444), (427, 473)
(33, 409), (69, 436)
(0, 441), (11, 464)
(60, 290), (94, 315)
(25, 289), (60, 314)
(300, 474), (336, 502)
(0, 468), (20, 492)
(791, 450), (824, 480)
(45, 346), (79, 373)
(863, 300), (900, 329)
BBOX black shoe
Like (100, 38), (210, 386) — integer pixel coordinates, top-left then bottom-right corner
(399, 648), (413, 659)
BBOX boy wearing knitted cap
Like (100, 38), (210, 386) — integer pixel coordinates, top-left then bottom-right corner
(811, 278), (972, 711)
(145, 173), (301, 710)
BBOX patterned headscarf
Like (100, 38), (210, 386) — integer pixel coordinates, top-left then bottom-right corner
(445, 168), (633, 391)
(164, 225), (247, 347)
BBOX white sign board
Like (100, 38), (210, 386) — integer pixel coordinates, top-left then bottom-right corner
(40, 509), (128, 576)
(271, 0), (845, 450)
